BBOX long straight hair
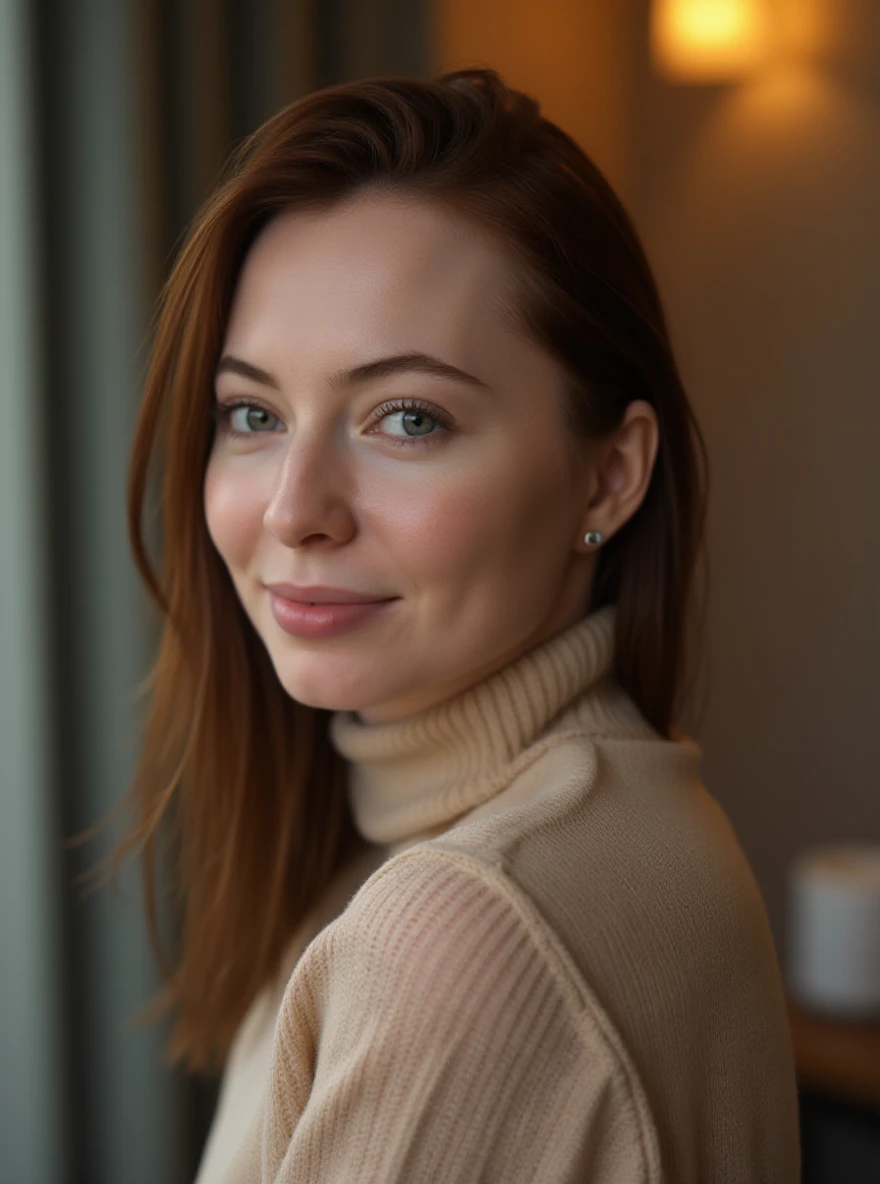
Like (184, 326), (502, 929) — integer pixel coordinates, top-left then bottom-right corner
(120, 68), (710, 1073)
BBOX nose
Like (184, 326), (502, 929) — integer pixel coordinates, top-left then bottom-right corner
(262, 430), (356, 547)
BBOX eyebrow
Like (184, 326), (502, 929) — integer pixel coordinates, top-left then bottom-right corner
(214, 352), (491, 393)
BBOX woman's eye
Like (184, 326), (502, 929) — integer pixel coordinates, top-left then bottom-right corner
(211, 400), (283, 434)
(229, 404), (281, 433)
(373, 400), (450, 445)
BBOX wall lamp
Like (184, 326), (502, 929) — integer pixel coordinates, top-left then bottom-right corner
(651, 0), (770, 83)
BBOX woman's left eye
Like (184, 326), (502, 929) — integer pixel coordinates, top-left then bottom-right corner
(371, 399), (451, 446)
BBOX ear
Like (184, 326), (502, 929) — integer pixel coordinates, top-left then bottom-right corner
(577, 400), (659, 549)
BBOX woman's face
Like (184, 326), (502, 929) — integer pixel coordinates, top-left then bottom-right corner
(204, 192), (598, 724)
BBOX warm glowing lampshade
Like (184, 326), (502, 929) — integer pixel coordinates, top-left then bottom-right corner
(651, 0), (769, 82)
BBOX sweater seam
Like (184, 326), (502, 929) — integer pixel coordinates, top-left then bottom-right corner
(497, 722), (660, 786)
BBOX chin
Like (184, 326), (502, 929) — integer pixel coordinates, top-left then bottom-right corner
(269, 654), (380, 715)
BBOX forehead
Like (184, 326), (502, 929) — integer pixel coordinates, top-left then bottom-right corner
(222, 191), (550, 387)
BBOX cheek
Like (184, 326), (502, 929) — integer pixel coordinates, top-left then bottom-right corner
(374, 447), (567, 589)
(203, 457), (264, 568)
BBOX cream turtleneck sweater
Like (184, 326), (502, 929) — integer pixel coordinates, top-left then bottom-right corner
(195, 604), (801, 1183)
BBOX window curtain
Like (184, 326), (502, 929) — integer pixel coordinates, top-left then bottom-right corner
(0, 2), (428, 1180)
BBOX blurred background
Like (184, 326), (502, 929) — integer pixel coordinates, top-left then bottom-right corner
(0, 1), (877, 1181)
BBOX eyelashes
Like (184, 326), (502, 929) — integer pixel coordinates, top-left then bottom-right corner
(370, 398), (452, 445)
(210, 396), (453, 448)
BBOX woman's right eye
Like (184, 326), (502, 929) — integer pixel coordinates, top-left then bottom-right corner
(212, 400), (283, 434)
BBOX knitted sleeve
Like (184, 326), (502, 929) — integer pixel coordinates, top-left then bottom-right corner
(261, 847), (660, 1183)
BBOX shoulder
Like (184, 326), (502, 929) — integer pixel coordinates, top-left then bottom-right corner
(410, 731), (770, 1036)
(335, 844), (577, 992)
(299, 846), (577, 1013)
(266, 846), (663, 1181)
(289, 843), (654, 1097)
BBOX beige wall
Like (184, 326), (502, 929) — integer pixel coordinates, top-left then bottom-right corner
(433, 0), (880, 958)
(630, 0), (880, 954)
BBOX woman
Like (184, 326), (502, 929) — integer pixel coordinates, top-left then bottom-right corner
(122, 68), (800, 1182)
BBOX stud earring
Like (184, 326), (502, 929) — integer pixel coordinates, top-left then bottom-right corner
(583, 530), (603, 547)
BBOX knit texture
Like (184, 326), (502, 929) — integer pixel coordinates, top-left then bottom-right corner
(195, 604), (801, 1183)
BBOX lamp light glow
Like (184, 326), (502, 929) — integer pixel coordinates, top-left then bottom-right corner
(651, 0), (770, 83)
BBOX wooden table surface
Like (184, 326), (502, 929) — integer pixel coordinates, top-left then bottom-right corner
(785, 990), (880, 1110)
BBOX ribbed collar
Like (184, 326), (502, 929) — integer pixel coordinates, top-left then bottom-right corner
(328, 603), (657, 846)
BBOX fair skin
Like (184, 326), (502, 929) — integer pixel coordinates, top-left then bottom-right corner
(204, 191), (659, 724)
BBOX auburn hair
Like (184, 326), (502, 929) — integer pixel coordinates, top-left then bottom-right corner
(119, 68), (710, 1073)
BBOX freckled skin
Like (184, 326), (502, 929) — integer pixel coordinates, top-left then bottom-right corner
(204, 192), (651, 724)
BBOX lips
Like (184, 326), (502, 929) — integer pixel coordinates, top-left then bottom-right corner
(264, 583), (393, 605)
(267, 589), (396, 639)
